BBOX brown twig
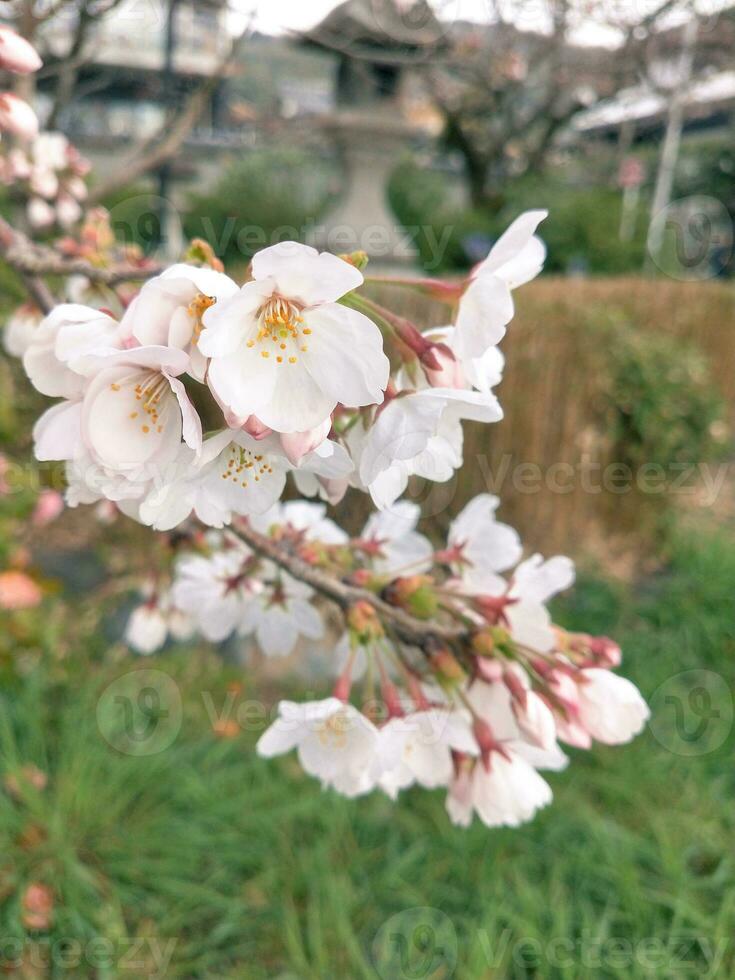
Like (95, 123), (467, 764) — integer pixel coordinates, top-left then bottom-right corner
(0, 216), (164, 292)
(0, 215), (57, 314)
(233, 520), (465, 651)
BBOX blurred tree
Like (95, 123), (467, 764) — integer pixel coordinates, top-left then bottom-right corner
(421, 0), (725, 214)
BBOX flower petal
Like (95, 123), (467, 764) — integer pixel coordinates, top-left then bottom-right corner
(302, 303), (389, 409)
(251, 241), (363, 305)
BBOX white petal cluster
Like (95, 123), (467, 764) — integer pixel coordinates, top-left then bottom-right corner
(17, 210), (653, 833)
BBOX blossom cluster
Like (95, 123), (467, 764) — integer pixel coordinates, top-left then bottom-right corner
(0, 26), (41, 142)
(8, 201), (651, 829)
(1, 131), (90, 230)
(126, 496), (649, 828)
(19, 214), (545, 526)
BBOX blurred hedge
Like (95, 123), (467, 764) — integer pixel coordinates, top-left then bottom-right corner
(388, 161), (649, 275)
(357, 277), (735, 562)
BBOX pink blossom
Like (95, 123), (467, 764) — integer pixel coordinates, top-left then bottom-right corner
(421, 343), (466, 389)
(0, 93), (39, 139)
(0, 571), (42, 610)
(31, 489), (64, 527)
(0, 28), (42, 74)
(279, 418), (332, 465)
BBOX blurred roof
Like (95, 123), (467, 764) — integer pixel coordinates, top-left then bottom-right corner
(304, 0), (448, 55)
(575, 69), (735, 134)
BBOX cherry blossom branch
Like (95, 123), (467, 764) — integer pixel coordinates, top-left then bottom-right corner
(232, 519), (465, 652)
(0, 215), (163, 293)
(0, 215), (57, 313)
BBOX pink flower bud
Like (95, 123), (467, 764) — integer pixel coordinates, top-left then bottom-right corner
(475, 657), (503, 683)
(319, 476), (349, 506)
(31, 489), (64, 527)
(280, 418), (331, 465)
(421, 343), (466, 389)
(0, 570), (42, 610)
(588, 636), (622, 668)
(27, 196), (55, 229)
(56, 192), (82, 229)
(0, 93), (39, 139)
(241, 415), (272, 440)
(513, 690), (558, 751)
(0, 28), (42, 74)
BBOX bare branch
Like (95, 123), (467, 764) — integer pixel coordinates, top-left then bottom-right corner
(0, 216), (57, 314)
(0, 216), (163, 295)
(87, 21), (251, 205)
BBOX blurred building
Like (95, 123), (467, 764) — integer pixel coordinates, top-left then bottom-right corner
(39, 0), (242, 168)
(574, 16), (735, 143)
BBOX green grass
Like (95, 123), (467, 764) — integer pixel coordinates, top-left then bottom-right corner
(0, 527), (733, 979)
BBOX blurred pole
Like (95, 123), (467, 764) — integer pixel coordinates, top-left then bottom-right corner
(157, 0), (182, 256)
(646, 16), (698, 267)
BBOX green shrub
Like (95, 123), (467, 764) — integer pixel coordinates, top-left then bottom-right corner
(183, 148), (337, 265)
(388, 160), (649, 275)
(596, 311), (729, 471)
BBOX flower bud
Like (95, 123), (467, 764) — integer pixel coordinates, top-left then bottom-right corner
(242, 415), (272, 440)
(0, 570), (41, 610)
(21, 883), (53, 930)
(184, 237), (224, 272)
(0, 28), (42, 74)
(280, 418), (331, 466)
(384, 575), (438, 620)
(475, 657), (503, 682)
(27, 197), (55, 229)
(420, 343), (465, 389)
(339, 250), (369, 271)
(471, 629), (495, 658)
(31, 489), (64, 527)
(0, 93), (39, 139)
(429, 645), (466, 685)
(346, 600), (384, 644)
(588, 635), (622, 668)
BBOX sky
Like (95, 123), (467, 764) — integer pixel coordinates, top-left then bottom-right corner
(228, 0), (727, 48)
(228, 0), (621, 44)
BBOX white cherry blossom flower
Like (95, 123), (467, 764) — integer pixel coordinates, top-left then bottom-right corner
(257, 698), (381, 797)
(171, 544), (259, 643)
(199, 241), (389, 432)
(77, 346), (202, 474)
(3, 305), (40, 358)
(377, 709), (477, 799)
(357, 388), (502, 509)
(444, 494), (522, 577)
(358, 500), (432, 576)
(251, 499), (348, 545)
(455, 210), (547, 360)
(446, 751), (553, 829)
(240, 568), (323, 658)
(121, 263), (239, 380)
(23, 304), (122, 400)
(290, 438), (354, 505)
(465, 554), (575, 654)
(446, 679), (566, 828)
(125, 603), (168, 655)
(575, 668), (650, 745)
(134, 430), (290, 531)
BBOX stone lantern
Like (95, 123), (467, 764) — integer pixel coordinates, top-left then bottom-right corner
(305, 0), (446, 269)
